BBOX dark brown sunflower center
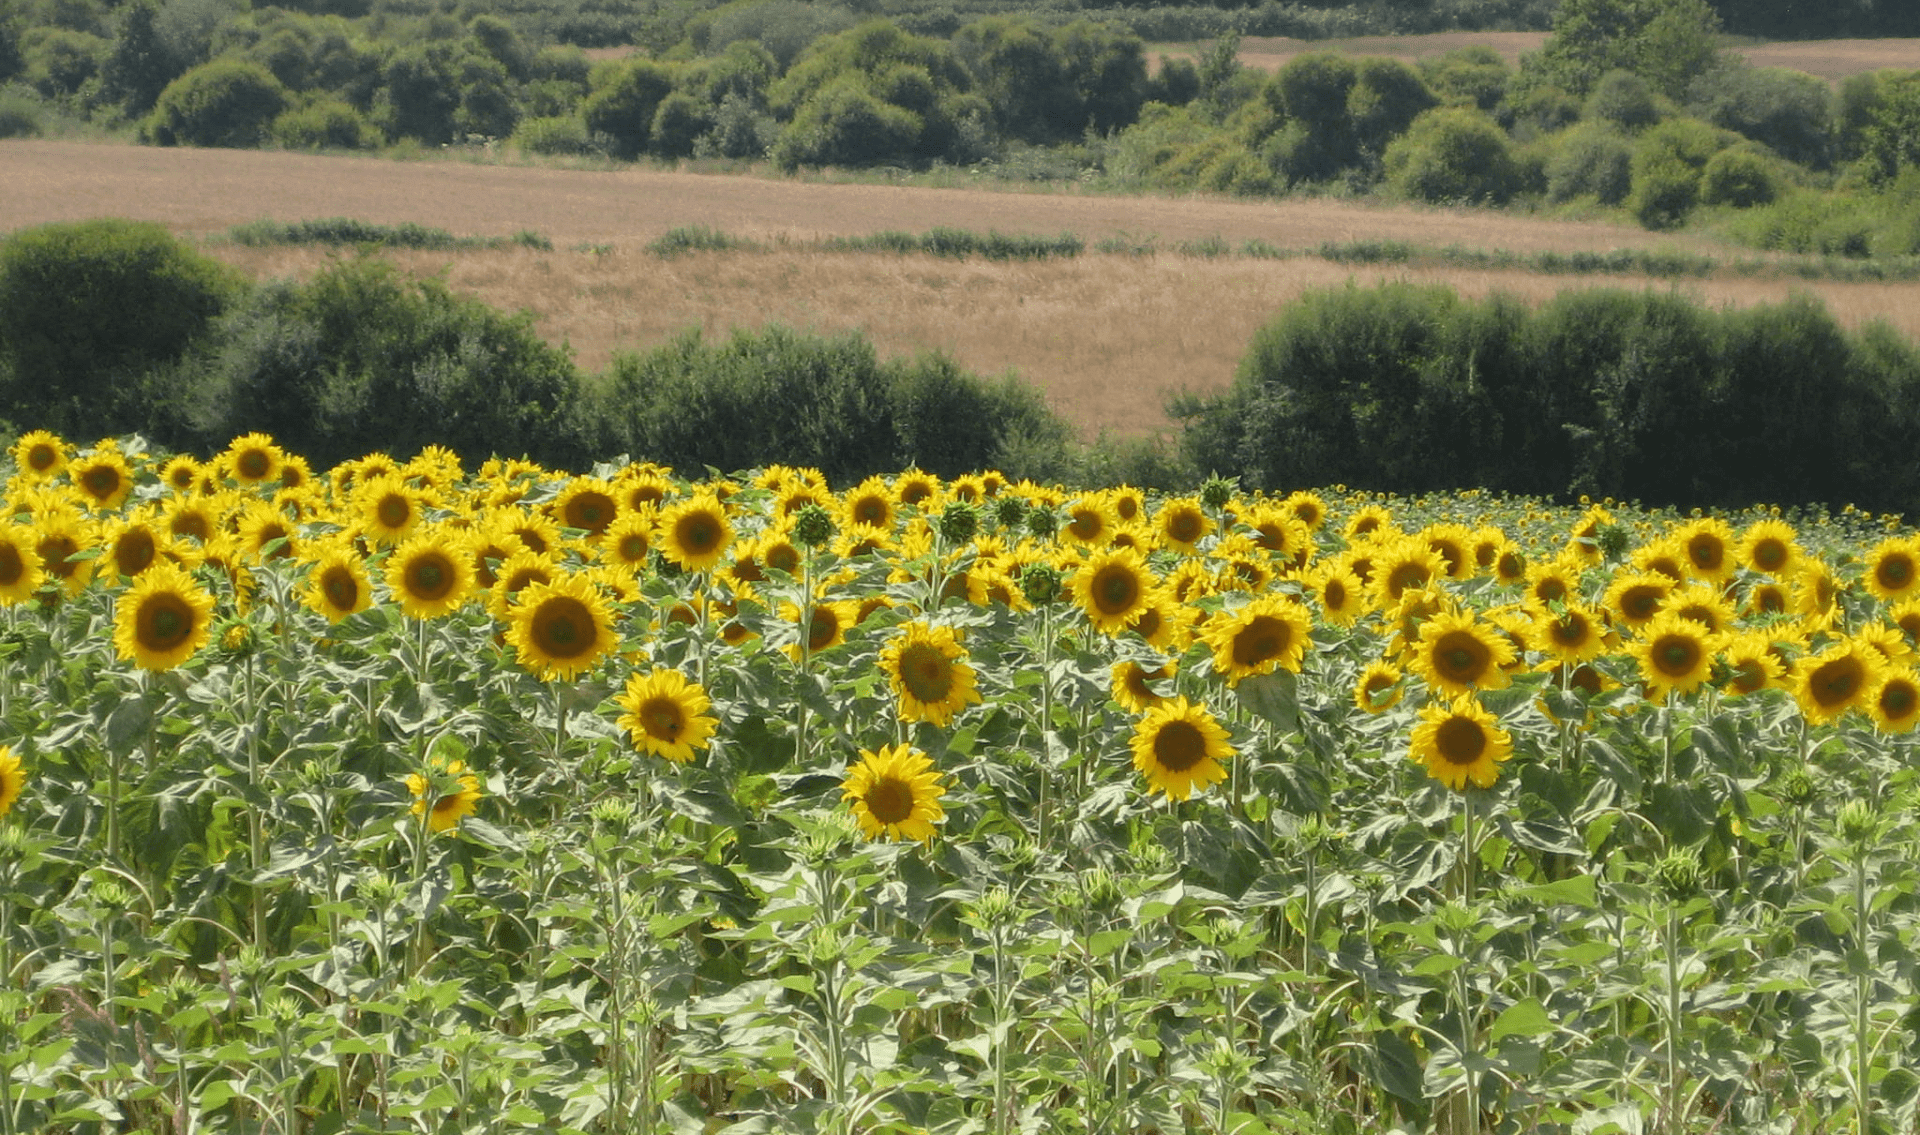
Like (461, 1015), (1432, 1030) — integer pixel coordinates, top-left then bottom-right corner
(1809, 656), (1865, 708)
(27, 445), (58, 471)
(1751, 539), (1787, 572)
(1092, 565), (1139, 616)
(115, 532), (156, 576)
(1877, 554), (1914, 591)
(1751, 586), (1786, 614)
(1165, 511), (1203, 544)
(377, 496), (411, 530)
(1654, 635), (1702, 678)
(617, 534), (650, 563)
(1431, 542), (1463, 574)
(898, 643), (953, 703)
(641, 696), (683, 740)
(1688, 536), (1724, 572)
(1323, 580), (1349, 610)
(38, 537), (79, 578)
(1434, 716), (1488, 765)
(1621, 586), (1663, 620)
(1386, 562), (1430, 598)
(83, 467), (121, 498)
(534, 597), (596, 659)
(255, 524), (291, 560)
(1433, 631), (1491, 681)
(764, 545), (800, 575)
(406, 556), (454, 600)
(171, 513), (210, 542)
(1551, 615), (1589, 646)
(1125, 665), (1169, 702)
(675, 513), (722, 556)
(322, 566), (360, 611)
(1231, 615), (1291, 668)
(565, 491), (616, 535)
(1882, 681), (1917, 720)
(1132, 605), (1163, 639)
(1152, 720), (1208, 773)
(1496, 552), (1525, 580)
(140, 594), (194, 650)
(1730, 659), (1768, 694)
(853, 496), (888, 525)
(237, 450), (272, 479)
(806, 608), (841, 652)
(0, 544), (22, 586)
(866, 776), (915, 824)
(1533, 578), (1568, 605)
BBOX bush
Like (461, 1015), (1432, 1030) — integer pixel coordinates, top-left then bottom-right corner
(1686, 61), (1833, 169)
(649, 90), (709, 158)
(1584, 69), (1661, 130)
(0, 219), (242, 440)
(582, 57), (675, 159)
(511, 114), (593, 156)
(770, 77), (923, 169)
(1628, 117), (1731, 229)
(1383, 106), (1522, 205)
(0, 88), (42, 137)
(271, 98), (379, 150)
(1421, 45), (1509, 113)
(1699, 144), (1779, 208)
(143, 58), (290, 147)
(1546, 121), (1633, 204)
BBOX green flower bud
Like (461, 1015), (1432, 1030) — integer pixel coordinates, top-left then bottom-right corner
(937, 501), (980, 544)
(993, 495), (1028, 530)
(1656, 850), (1703, 903)
(1200, 475), (1237, 512)
(1020, 563), (1063, 605)
(791, 503), (835, 548)
(1838, 799), (1878, 847)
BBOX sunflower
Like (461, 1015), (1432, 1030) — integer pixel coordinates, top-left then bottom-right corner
(10, 430), (68, 482)
(757, 530), (804, 578)
(1129, 697), (1233, 802)
(386, 530), (475, 620)
(617, 468), (676, 513)
(0, 525), (43, 605)
(223, 432), (284, 487)
(785, 599), (858, 661)
(502, 509), (565, 560)
(1409, 610), (1515, 696)
(1739, 518), (1801, 577)
(303, 539), (373, 623)
(489, 550), (558, 619)
(160, 496), (220, 545)
(1244, 505), (1313, 569)
(69, 448), (135, 512)
(656, 494), (733, 573)
(1673, 517), (1737, 584)
(0, 745), (24, 818)
(1154, 497), (1212, 554)
(1718, 632), (1787, 697)
(100, 516), (170, 580)
(1385, 586), (1457, 661)
(1867, 668), (1920, 734)
(1891, 599), (1920, 650)
(1632, 611), (1720, 700)
(1604, 570), (1673, 630)
(33, 513), (95, 598)
(1129, 594), (1190, 651)
(1630, 538), (1688, 584)
(1422, 523), (1477, 581)
(235, 502), (299, 563)
(892, 471), (943, 511)
(357, 476), (427, 546)
(113, 561), (215, 670)
(278, 454), (313, 493)
(1665, 582), (1736, 635)
(843, 743), (947, 842)
(1491, 542), (1528, 586)
(406, 756), (483, 834)
(1060, 496), (1117, 548)
(1522, 555), (1584, 609)
(1528, 601), (1609, 666)
(615, 669), (717, 763)
(1862, 536), (1920, 603)
(1071, 548), (1156, 634)
(1741, 581), (1792, 621)
(1793, 558), (1842, 630)
(506, 574), (619, 682)
(1311, 563), (1369, 627)
(1855, 622), (1912, 667)
(1202, 594), (1313, 685)
(1372, 538), (1445, 606)
(881, 622), (983, 727)
(1793, 640), (1881, 726)
(1344, 503), (1397, 543)
(1409, 694), (1513, 791)
(1107, 485), (1146, 525)
(1354, 660), (1405, 714)
(1283, 490), (1328, 531)
(1564, 503), (1615, 563)
(553, 477), (621, 539)
(1112, 658), (1178, 713)
(842, 476), (897, 531)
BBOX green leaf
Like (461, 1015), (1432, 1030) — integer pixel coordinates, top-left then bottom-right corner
(1235, 670), (1298, 731)
(1489, 997), (1553, 1043)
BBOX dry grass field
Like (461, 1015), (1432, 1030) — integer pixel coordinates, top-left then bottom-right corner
(5, 114), (1920, 437)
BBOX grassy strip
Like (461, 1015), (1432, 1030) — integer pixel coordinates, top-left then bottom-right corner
(820, 227), (1085, 260)
(225, 218), (553, 251)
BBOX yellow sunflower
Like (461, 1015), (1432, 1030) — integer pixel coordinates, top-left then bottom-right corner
(1422, 522), (1477, 581)
(506, 574), (619, 682)
(10, 430), (69, 482)
(656, 494), (734, 573)
(1673, 517), (1737, 584)
(1244, 505), (1313, 570)
(1862, 536), (1920, 603)
(1409, 694), (1513, 791)
(1112, 658), (1178, 714)
(1283, 489), (1328, 531)
(303, 539), (373, 623)
(1070, 547), (1156, 634)
(69, 448), (136, 512)
(1867, 668), (1920, 734)
(1202, 593), (1314, 685)
(1630, 538), (1688, 584)
(1739, 518), (1801, 577)
(223, 432), (284, 488)
(157, 454), (203, 494)
(1355, 660), (1405, 714)
(1794, 558), (1842, 630)
(1154, 497), (1213, 554)
(1522, 554), (1584, 610)
(843, 743), (948, 842)
(553, 476), (621, 540)
(356, 476), (427, 546)
(113, 561), (216, 670)
(1372, 538), (1445, 606)
(1410, 610), (1516, 696)
(1793, 640), (1881, 726)
(1060, 495), (1117, 548)
(1343, 503), (1397, 543)
(160, 496), (220, 545)
(892, 471), (943, 512)
(0, 745), (24, 818)
(1311, 562), (1369, 627)
(1632, 611), (1720, 700)
(0, 525), (43, 605)
(842, 476), (897, 531)
(234, 502), (299, 564)
(1527, 601), (1609, 666)
(386, 530), (475, 620)
(1741, 581), (1792, 621)
(406, 756), (483, 834)
(880, 622), (983, 727)
(489, 549), (559, 619)
(1665, 582), (1736, 636)
(1604, 570), (1673, 630)
(1891, 599), (1920, 650)
(99, 516), (173, 581)
(784, 599), (858, 661)
(1718, 631), (1787, 697)
(1130, 697), (1233, 802)
(615, 669), (718, 763)
(33, 514), (96, 598)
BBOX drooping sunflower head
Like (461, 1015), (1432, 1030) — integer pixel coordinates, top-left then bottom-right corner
(656, 494), (734, 573)
(1411, 610), (1515, 696)
(843, 742), (948, 842)
(10, 430), (69, 483)
(385, 529), (475, 620)
(506, 573), (619, 683)
(405, 756), (483, 834)
(1633, 611), (1721, 700)
(1409, 694), (1512, 792)
(615, 668), (717, 763)
(1863, 536), (1920, 603)
(1129, 697), (1233, 802)
(113, 561), (216, 671)
(881, 621), (982, 727)
(1071, 547), (1156, 634)
(1202, 594), (1313, 685)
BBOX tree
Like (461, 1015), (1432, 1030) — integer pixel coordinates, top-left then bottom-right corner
(98, 0), (182, 116)
(583, 56), (675, 159)
(142, 57), (290, 147)
(1528, 0), (1720, 99)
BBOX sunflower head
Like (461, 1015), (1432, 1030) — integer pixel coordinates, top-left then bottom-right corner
(506, 573), (619, 682)
(69, 448), (136, 512)
(1633, 611), (1721, 700)
(113, 561), (216, 670)
(1112, 658), (1178, 714)
(1409, 694), (1512, 792)
(1868, 668), (1920, 734)
(553, 477), (621, 539)
(0, 745), (26, 818)
(1794, 640), (1882, 726)
(615, 669), (716, 763)
(304, 540), (373, 623)
(1863, 536), (1920, 603)
(843, 742), (947, 842)
(0, 525), (45, 606)
(406, 756), (483, 834)
(657, 494), (734, 572)
(882, 622), (982, 727)
(1412, 611), (1515, 695)
(223, 433), (284, 487)
(386, 530), (475, 620)
(1674, 517), (1736, 583)
(1129, 697), (1233, 802)
(1740, 518), (1800, 577)
(1154, 498), (1212, 554)
(11, 430), (69, 482)
(1202, 594), (1313, 685)
(1354, 660), (1404, 714)
(1071, 548), (1156, 634)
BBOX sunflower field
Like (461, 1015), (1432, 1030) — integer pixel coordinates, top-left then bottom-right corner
(2, 429), (1920, 1135)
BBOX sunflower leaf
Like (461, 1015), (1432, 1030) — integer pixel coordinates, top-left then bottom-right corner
(1235, 670), (1298, 732)
(1489, 997), (1553, 1043)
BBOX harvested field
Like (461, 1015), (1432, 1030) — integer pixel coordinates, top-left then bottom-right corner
(5, 137), (1920, 438)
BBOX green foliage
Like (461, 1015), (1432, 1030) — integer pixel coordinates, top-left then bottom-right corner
(768, 19), (976, 169)
(510, 112), (593, 156)
(1528, 0), (1720, 99)
(1685, 60), (1833, 169)
(1383, 106), (1521, 205)
(0, 87), (43, 136)
(1584, 69), (1661, 131)
(1629, 117), (1733, 229)
(1420, 44), (1508, 113)
(648, 89), (707, 157)
(647, 224), (752, 257)
(143, 56), (288, 147)
(269, 96), (377, 149)
(690, 0), (856, 71)
(582, 55), (674, 159)
(1852, 71), (1920, 185)
(22, 25), (107, 98)
(0, 219), (241, 440)
(1546, 121), (1633, 204)
(96, 0), (181, 116)
(1180, 280), (1920, 510)
(1260, 51), (1436, 187)
(1699, 143), (1779, 208)
(374, 42), (459, 143)
(770, 74), (923, 169)
(598, 324), (1069, 483)
(819, 227), (1082, 260)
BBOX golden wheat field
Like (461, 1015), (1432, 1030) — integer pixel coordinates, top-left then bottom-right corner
(5, 111), (1920, 437)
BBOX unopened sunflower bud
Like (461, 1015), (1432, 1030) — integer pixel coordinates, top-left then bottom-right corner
(1020, 563), (1063, 605)
(969, 885), (1018, 931)
(590, 798), (635, 829)
(1656, 850), (1703, 902)
(937, 501), (980, 544)
(1200, 475), (1237, 512)
(1024, 507), (1058, 540)
(1779, 766), (1817, 808)
(791, 504), (834, 548)
(993, 495), (1027, 530)
(1838, 799), (1878, 847)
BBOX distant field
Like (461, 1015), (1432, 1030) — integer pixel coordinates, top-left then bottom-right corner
(5, 136), (1920, 437)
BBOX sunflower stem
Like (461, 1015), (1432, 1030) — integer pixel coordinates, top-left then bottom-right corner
(1665, 901), (1684, 1135)
(1037, 603), (1055, 848)
(1854, 844), (1873, 1135)
(245, 651), (267, 948)
(553, 681), (570, 764)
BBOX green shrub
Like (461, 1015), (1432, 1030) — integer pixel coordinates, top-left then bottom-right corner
(770, 76), (923, 169)
(1546, 121), (1633, 204)
(1699, 144), (1780, 208)
(1421, 45), (1509, 113)
(1686, 61), (1833, 168)
(582, 56), (675, 159)
(0, 219), (242, 440)
(649, 90), (709, 158)
(1584, 69), (1661, 130)
(271, 98), (379, 150)
(23, 28), (107, 99)
(511, 114), (594, 156)
(144, 58), (291, 148)
(1628, 117), (1731, 229)
(0, 88), (42, 137)
(1383, 106), (1521, 205)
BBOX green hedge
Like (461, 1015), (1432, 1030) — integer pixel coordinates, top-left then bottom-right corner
(1178, 281), (1920, 513)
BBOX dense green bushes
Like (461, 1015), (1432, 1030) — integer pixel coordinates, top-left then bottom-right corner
(1177, 281), (1920, 513)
